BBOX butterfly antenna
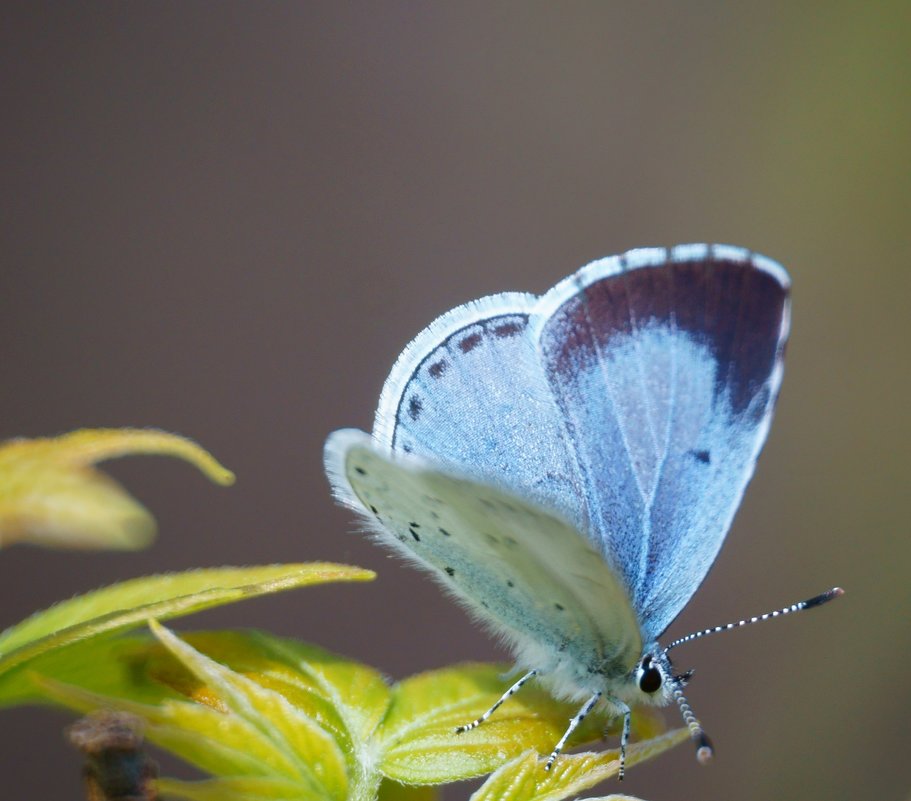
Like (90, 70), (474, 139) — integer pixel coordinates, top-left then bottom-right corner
(663, 587), (843, 654)
(672, 680), (714, 765)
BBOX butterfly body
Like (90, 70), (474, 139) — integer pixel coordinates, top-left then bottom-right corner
(325, 244), (826, 773)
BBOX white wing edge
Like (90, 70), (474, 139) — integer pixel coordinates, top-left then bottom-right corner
(370, 245), (791, 449)
(324, 427), (371, 511)
(529, 243), (791, 342)
(325, 427), (457, 509)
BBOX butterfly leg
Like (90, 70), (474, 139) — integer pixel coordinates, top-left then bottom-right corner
(455, 669), (539, 734)
(615, 700), (632, 780)
(544, 691), (602, 771)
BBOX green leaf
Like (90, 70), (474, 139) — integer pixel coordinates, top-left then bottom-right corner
(153, 622), (348, 794)
(374, 663), (658, 784)
(217, 631), (392, 755)
(23, 627), (682, 800)
(469, 729), (690, 801)
(0, 563), (374, 704)
(0, 428), (234, 550)
(155, 776), (321, 801)
(35, 627), (387, 801)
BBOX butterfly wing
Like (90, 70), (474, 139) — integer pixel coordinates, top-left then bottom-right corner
(372, 293), (588, 534)
(534, 245), (790, 640)
(335, 243), (789, 646)
(325, 429), (642, 684)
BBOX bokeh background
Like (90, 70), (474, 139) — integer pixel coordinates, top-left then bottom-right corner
(1, 3), (909, 800)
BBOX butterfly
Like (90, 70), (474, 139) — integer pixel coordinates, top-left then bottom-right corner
(324, 243), (841, 778)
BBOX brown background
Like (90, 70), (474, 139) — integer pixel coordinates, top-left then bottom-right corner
(1, 3), (909, 800)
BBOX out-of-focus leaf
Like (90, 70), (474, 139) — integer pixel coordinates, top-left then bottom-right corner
(374, 663), (661, 784)
(0, 563), (375, 703)
(0, 428), (234, 550)
(469, 729), (689, 801)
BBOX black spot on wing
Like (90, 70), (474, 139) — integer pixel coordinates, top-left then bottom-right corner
(493, 320), (525, 338)
(459, 332), (482, 353)
(354, 466), (366, 476)
(439, 527), (451, 536)
(408, 395), (423, 421)
(389, 312), (530, 452)
(444, 566), (455, 576)
(691, 449), (711, 464)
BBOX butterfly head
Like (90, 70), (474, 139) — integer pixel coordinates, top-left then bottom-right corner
(628, 645), (714, 764)
(630, 647), (691, 705)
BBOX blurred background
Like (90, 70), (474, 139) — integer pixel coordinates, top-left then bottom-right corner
(1, 3), (908, 800)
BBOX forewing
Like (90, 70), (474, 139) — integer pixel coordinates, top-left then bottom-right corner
(372, 294), (587, 534)
(325, 429), (642, 677)
(535, 245), (790, 640)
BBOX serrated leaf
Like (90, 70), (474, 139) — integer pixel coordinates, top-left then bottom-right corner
(0, 428), (234, 550)
(186, 631), (392, 753)
(30, 628), (393, 800)
(469, 729), (690, 801)
(150, 621), (349, 797)
(35, 628), (357, 801)
(39, 674), (298, 781)
(375, 663), (651, 784)
(23, 626), (679, 800)
(0, 563), (374, 703)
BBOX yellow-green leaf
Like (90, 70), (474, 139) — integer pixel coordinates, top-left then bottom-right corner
(0, 428), (234, 550)
(156, 776), (325, 801)
(181, 631), (392, 754)
(151, 621), (349, 798)
(469, 729), (690, 801)
(0, 563), (375, 703)
(38, 674), (298, 781)
(377, 663), (618, 784)
(35, 627), (354, 801)
(28, 628), (393, 800)
(21, 624), (677, 799)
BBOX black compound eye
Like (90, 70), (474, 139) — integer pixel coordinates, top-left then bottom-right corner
(638, 665), (662, 694)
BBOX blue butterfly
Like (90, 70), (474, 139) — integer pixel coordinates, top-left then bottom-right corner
(325, 244), (841, 778)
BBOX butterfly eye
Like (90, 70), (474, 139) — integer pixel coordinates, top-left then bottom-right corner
(637, 658), (663, 694)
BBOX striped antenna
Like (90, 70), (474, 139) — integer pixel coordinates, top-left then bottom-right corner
(672, 680), (714, 765)
(664, 587), (844, 654)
